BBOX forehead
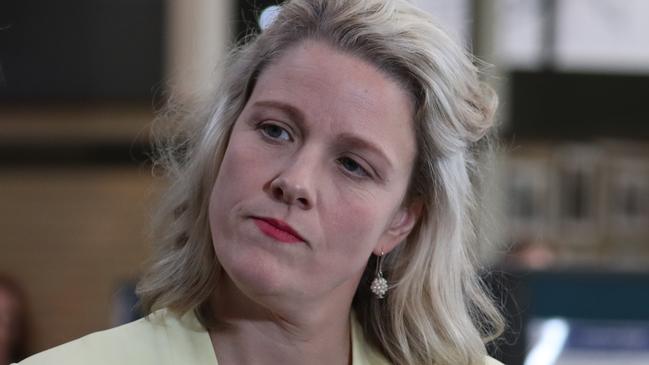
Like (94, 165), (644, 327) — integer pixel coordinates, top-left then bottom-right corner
(250, 40), (417, 170)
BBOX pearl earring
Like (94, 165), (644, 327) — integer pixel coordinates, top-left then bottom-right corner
(370, 250), (388, 299)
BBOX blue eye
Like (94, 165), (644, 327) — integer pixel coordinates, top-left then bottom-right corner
(259, 123), (291, 142)
(338, 157), (371, 178)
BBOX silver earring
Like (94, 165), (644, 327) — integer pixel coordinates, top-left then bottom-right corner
(370, 250), (388, 299)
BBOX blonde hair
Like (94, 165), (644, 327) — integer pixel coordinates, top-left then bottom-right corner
(137, 1), (504, 364)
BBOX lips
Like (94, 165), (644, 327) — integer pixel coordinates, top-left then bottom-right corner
(252, 217), (305, 243)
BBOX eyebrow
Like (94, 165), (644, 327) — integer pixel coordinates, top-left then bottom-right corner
(251, 99), (394, 170)
(251, 100), (306, 126)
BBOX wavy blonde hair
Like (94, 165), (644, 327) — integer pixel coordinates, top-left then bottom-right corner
(137, 1), (504, 364)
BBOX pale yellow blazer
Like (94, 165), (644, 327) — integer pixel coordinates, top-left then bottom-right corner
(16, 309), (503, 364)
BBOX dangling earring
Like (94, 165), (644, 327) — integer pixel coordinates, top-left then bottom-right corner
(370, 250), (388, 299)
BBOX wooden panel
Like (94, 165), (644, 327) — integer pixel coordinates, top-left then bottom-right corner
(0, 104), (153, 145)
(0, 167), (163, 353)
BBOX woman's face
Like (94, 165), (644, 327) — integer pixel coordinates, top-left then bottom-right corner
(208, 40), (420, 305)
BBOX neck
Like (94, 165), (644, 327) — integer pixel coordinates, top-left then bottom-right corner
(208, 274), (358, 365)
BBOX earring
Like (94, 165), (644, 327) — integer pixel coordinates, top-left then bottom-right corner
(370, 250), (388, 299)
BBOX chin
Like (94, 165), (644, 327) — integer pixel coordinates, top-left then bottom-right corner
(217, 243), (302, 300)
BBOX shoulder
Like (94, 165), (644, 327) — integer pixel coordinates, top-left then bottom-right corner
(350, 312), (390, 365)
(351, 312), (505, 365)
(15, 309), (208, 365)
(15, 310), (168, 365)
(485, 355), (505, 365)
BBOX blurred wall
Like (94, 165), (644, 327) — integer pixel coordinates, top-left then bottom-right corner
(0, 165), (159, 351)
(0, 0), (234, 354)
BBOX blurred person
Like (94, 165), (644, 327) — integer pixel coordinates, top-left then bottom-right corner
(0, 276), (29, 365)
(17, 1), (505, 364)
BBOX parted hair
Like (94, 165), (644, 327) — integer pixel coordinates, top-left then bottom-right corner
(136, 1), (504, 364)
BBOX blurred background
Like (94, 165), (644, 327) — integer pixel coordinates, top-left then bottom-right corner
(0, 1), (647, 364)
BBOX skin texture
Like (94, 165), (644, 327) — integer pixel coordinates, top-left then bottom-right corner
(207, 40), (422, 365)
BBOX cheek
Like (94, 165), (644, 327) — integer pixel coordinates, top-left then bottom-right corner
(317, 178), (407, 271)
(328, 179), (394, 240)
(209, 135), (262, 239)
(210, 133), (269, 205)
(320, 194), (390, 263)
(219, 135), (264, 185)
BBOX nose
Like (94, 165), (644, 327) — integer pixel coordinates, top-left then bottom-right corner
(267, 157), (316, 210)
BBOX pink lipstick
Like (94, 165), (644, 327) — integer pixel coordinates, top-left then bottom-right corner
(252, 217), (305, 243)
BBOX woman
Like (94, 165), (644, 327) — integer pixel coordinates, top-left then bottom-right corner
(18, 0), (504, 364)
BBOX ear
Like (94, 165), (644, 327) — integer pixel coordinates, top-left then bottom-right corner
(374, 198), (423, 255)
